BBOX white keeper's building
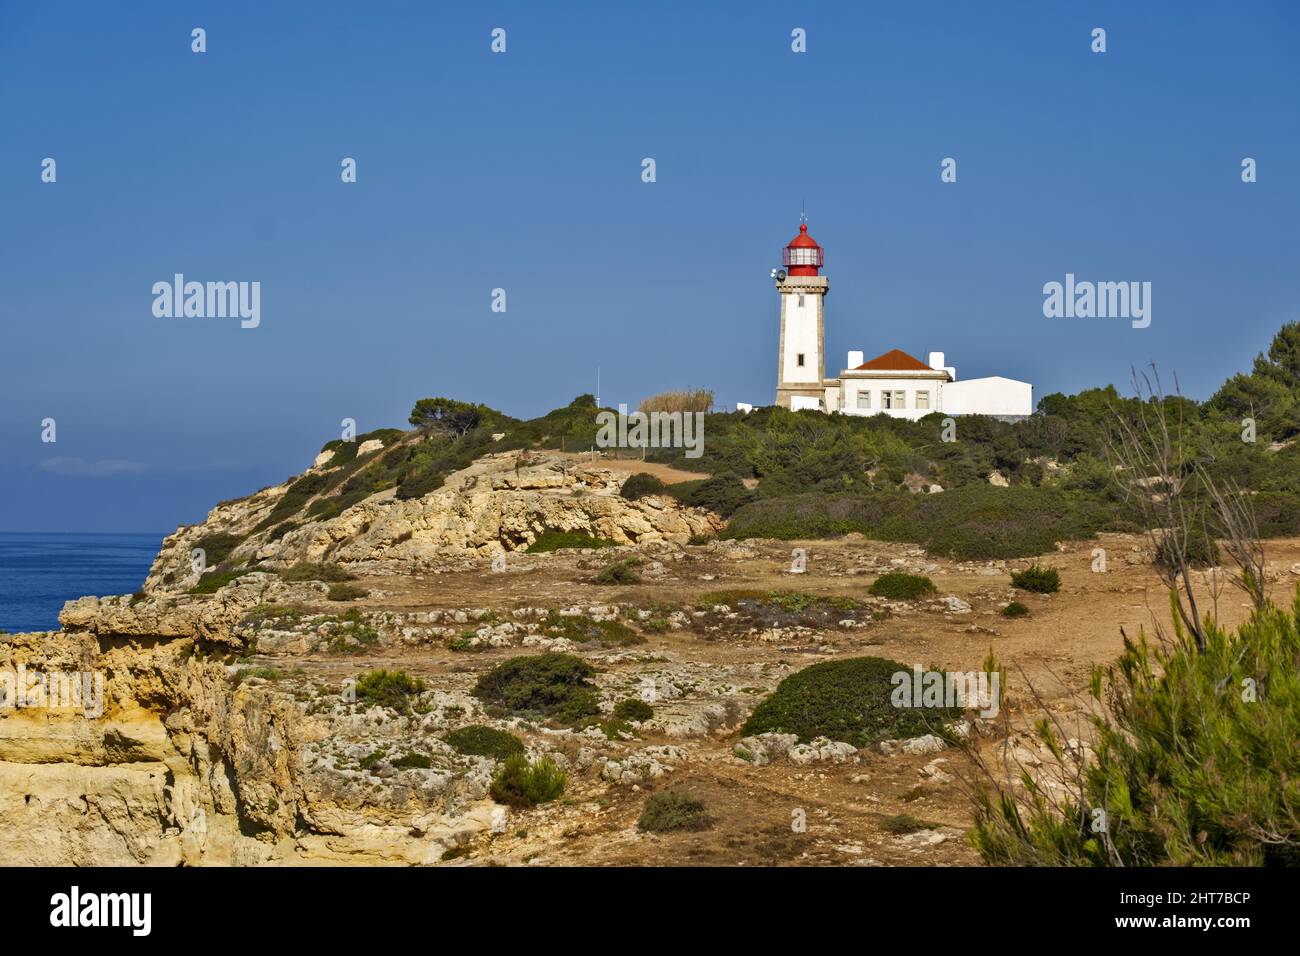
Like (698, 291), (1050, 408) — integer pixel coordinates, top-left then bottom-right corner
(770, 220), (1033, 422)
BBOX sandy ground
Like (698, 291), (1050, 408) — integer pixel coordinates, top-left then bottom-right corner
(266, 532), (1300, 866)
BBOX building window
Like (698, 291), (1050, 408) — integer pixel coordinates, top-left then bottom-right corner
(916, 390), (930, 410)
(893, 390), (906, 409)
(856, 390), (871, 410)
(796, 353), (805, 367)
(881, 391), (892, 409)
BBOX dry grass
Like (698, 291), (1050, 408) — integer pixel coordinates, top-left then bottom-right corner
(638, 389), (714, 414)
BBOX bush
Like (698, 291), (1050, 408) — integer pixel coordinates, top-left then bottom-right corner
(620, 472), (667, 500)
(724, 485), (1119, 560)
(194, 532), (245, 568)
(525, 530), (620, 552)
(723, 491), (901, 540)
(1002, 601), (1030, 618)
(1011, 564), (1061, 594)
(742, 657), (963, 747)
(267, 521), (300, 542)
(639, 389), (714, 414)
(1155, 528), (1221, 569)
(190, 567), (258, 594)
(638, 789), (713, 833)
(668, 474), (752, 518)
(541, 613), (644, 647)
(327, 583), (369, 601)
(490, 755), (567, 807)
(970, 589), (1300, 865)
(392, 751), (432, 770)
(868, 573), (938, 600)
(355, 669), (425, 712)
(612, 698), (654, 722)
(444, 725), (526, 761)
(325, 609), (379, 653)
(279, 562), (356, 582)
(471, 653), (600, 724)
(593, 558), (642, 585)
(880, 813), (940, 835)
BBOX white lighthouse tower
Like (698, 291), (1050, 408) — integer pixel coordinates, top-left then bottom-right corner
(774, 220), (828, 409)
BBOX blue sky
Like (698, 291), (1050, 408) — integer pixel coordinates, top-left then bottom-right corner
(2, 1), (1297, 532)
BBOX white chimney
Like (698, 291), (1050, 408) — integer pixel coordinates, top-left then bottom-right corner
(847, 350), (864, 369)
(928, 351), (945, 370)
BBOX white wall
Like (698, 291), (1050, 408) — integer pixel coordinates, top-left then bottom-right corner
(942, 376), (1033, 418)
(839, 376), (942, 421)
(780, 292), (821, 384)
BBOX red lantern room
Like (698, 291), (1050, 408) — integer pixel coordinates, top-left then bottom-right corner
(782, 221), (824, 276)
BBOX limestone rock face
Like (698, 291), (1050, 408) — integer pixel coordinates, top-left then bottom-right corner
(0, 622), (497, 866)
(142, 451), (722, 593)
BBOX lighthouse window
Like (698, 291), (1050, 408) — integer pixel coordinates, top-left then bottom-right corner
(796, 353), (805, 367)
(797, 294), (805, 307)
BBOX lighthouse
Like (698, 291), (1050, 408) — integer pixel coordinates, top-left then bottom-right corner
(774, 220), (829, 409)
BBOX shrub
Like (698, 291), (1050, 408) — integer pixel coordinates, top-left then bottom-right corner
(723, 491), (900, 540)
(267, 521), (300, 542)
(194, 532), (245, 568)
(325, 609), (379, 653)
(490, 755), (567, 807)
(638, 790), (713, 833)
(447, 631), (488, 652)
(541, 613), (644, 647)
(868, 573), (938, 600)
(444, 725), (526, 761)
(724, 485), (1118, 560)
(327, 583), (369, 601)
(742, 657), (963, 747)
(190, 567), (258, 594)
(1155, 528), (1221, 569)
(880, 813), (940, 835)
(1002, 601), (1030, 618)
(392, 751), (432, 770)
(525, 530), (620, 552)
(280, 562), (355, 582)
(638, 389), (714, 414)
(355, 669), (425, 712)
(1011, 564), (1061, 594)
(244, 603), (304, 625)
(620, 472), (667, 500)
(472, 653), (600, 724)
(593, 558), (642, 585)
(669, 474), (752, 518)
(612, 698), (654, 722)
(970, 589), (1300, 865)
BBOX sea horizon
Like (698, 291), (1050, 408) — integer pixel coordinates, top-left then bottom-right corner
(0, 531), (164, 633)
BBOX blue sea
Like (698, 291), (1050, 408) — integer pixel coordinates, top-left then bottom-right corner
(0, 533), (163, 633)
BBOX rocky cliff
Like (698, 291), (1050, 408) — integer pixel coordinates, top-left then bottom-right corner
(0, 444), (727, 865)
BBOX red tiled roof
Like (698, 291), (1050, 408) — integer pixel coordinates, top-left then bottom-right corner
(855, 348), (934, 371)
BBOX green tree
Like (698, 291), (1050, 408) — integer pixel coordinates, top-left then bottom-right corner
(408, 398), (494, 439)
